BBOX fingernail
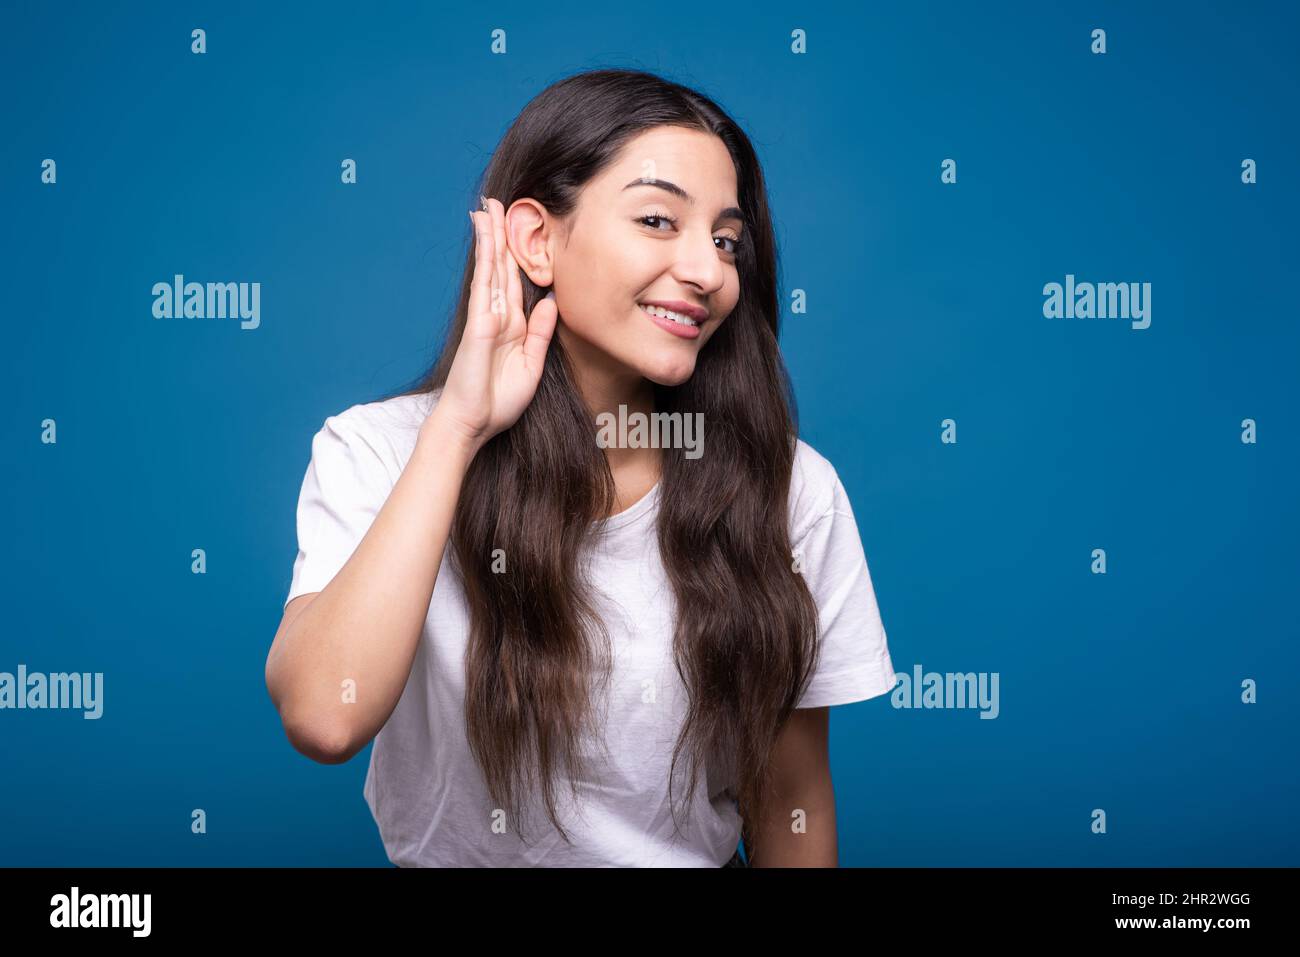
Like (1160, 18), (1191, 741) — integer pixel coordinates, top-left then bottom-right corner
(545, 290), (555, 301)
(479, 194), (489, 211)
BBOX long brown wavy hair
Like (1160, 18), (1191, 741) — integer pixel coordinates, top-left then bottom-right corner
(381, 68), (820, 854)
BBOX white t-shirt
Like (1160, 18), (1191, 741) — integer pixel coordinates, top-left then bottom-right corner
(284, 390), (896, 867)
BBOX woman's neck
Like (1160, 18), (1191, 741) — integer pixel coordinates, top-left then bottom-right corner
(558, 326), (660, 482)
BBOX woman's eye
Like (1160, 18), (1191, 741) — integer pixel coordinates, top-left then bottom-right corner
(637, 214), (675, 231)
(637, 214), (742, 255)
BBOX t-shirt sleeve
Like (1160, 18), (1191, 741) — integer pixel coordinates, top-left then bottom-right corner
(793, 474), (898, 708)
(284, 412), (395, 610)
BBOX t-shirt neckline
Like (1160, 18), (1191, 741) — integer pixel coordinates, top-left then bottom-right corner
(593, 481), (660, 532)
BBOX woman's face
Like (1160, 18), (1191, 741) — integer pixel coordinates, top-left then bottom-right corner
(508, 126), (745, 390)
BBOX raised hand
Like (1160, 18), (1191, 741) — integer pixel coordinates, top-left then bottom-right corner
(430, 197), (559, 454)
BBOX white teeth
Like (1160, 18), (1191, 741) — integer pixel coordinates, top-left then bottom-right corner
(639, 304), (700, 327)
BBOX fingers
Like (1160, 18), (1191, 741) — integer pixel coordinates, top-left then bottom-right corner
(522, 293), (559, 370)
(502, 215), (525, 334)
(467, 210), (495, 337)
(485, 197), (526, 338)
(489, 199), (508, 327)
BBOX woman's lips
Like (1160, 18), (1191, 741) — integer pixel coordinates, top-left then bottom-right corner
(639, 303), (702, 340)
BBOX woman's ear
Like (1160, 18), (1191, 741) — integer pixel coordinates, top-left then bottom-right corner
(504, 198), (557, 289)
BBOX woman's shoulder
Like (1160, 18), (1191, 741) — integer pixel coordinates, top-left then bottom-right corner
(308, 389), (439, 472)
(788, 437), (846, 543)
(327, 389), (437, 436)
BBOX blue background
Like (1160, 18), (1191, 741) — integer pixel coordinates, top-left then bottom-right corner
(2, 0), (1296, 866)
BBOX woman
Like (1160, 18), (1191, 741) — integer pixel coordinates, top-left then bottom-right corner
(265, 68), (896, 867)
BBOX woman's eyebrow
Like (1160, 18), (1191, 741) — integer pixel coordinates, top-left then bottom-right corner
(623, 178), (746, 226)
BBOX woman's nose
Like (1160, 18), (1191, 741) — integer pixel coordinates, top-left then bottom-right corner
(670, 232), (727, 293)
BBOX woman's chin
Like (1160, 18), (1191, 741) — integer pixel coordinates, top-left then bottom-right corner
(639, 353), (699, 388)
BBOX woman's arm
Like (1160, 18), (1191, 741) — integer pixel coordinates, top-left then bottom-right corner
(747, 706), (839, 866)
(264, 410), (477, 764)
(265, 198), (558, 765)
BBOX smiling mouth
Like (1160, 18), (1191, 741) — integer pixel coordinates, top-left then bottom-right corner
(637, 303), (701, 328)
